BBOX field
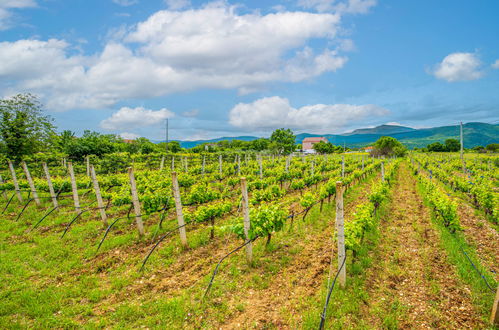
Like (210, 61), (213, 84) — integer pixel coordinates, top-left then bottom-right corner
(0, 152), (498, 329)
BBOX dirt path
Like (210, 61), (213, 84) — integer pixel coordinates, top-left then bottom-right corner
(219, 174), (379, 329)
(360, 163), (485, 329)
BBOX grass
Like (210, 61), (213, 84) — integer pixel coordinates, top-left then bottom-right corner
(0, 171), (380, 328)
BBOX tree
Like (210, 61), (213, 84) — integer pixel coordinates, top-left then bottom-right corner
(0, 94), (55, 161)
(371, 136), (407, 157)
(427, 142), (446, 152)
(313, 141), (334, 154)
(486, 143), (499, 152)
(269, 128), (295, 155)
(445, 139), (460, 152)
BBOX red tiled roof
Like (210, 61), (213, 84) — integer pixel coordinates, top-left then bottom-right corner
(302, 137), (328, 142)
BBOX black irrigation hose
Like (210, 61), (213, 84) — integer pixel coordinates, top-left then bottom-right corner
(140, 222), (189, 272)
(96, 216), (129, 252)
(96, 204), (133, 252)
(458, 245), (496, 292)
(15, 198), (34, 221)
(2, 192), (16, 214)
(31, 206), (59, 232)
(60, 209), (89, 238)
(203, 237), (258, 299)
(319, 256), (346, 330)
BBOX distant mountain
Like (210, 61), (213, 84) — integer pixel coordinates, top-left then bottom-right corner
(345, 124), (416, 135)
(160, 122), (498, 149)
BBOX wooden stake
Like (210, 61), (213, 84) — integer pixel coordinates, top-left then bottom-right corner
(172, 171), (188, 247)
(90, 165), (107, 226)
(491, 285), (499, 325)
(67, 162), (80, 211)
(8, 161), (23, 202)
(335, 181), (346, 287)
(241, 177), (253, 262)
(219, 154), (223, 175)
(0, 174), (7, 200)
(128, 167), (145, 237)
(42, 162), (58, 208)
(237, 154), (241, 176)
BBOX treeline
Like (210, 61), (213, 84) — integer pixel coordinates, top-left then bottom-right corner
(417, 139), (498, 153)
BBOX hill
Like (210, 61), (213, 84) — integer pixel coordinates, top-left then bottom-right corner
(168, 122), (498, 149)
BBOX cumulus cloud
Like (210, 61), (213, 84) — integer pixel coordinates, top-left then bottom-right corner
(100, 106), (174, 131)
(0, 0), (37, 30)
(164, 0), (190, 10)
(229, 96), (389, 132)
(297, 0), (376, 14)
(119, 132), (140, 139)
(112, 0), (138, 6)
(0, 3), (354, 110)
(432, 52), (483, 82)
(492, 59), (499, 69)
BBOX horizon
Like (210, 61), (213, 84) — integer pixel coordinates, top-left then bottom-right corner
(1, 0), (499, 141)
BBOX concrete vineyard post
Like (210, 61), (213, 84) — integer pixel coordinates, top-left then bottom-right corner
(381, 161), (385, 183)
(460, 121), (465, 173)
(0, 174), (7, 200)
(311, 159), (315, 176)
(68, 162), (80, 211)
(172, 171), (188, 247)
(241, 177), (253, 263)
(21, 162), (40, 205)
(237, 154), (241, 176)
(259, 155), (263, 179)
(341, 155), (345, 178)
(285, 156), (290, 173)
(86, 156), (90, 176)
(362, 155), (365, 170)
(90, 165), (108, 226)
(219, 154), (223, 175)
(491, 285), (499, 325)
(8, 161), (23, 202)
(202, 155), (205, 175)
(171, 156), (175, 171)
(335, 181), (346, 287)
(160, 155), (165, 171)
(128, 168), (145, 237)
(42, 162), (58, 208)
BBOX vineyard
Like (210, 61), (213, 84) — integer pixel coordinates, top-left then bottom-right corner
(0, 152), (498, 328)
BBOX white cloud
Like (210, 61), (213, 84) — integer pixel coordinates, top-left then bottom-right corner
(100, 106), (174, 131)
(492, 59), (499, 69)
(229, 96), (389, 132)
(112, 0), (138, 6)
(432, 52), (483, 82)
(164, 0), (190, 10)
(0, 0), (37, 30)
(0, 3), (352, 110)
(181, 109), (199, 117)
(119, 132), (140, 139)
(297, 0), (376, 14)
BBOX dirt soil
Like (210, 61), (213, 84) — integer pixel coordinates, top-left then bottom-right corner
(360, 163), (485, 329)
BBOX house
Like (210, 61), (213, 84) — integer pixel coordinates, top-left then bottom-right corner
(302, 137), (328, 153)
(122, 139), (135, 144)
(364, 146), (374, 152)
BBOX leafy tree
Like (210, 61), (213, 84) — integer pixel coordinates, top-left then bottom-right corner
(445, 139), (460, 152)
(250, 138), (270, 151)
(486, 143), (499, 152)
(269, 128), (295, 155)
(427, 142), (446, 152)
(0, 94), (55, 161)
(371, 136), (407, 157)
(65, 130), (120, 159)
(313, 140), (335, 154)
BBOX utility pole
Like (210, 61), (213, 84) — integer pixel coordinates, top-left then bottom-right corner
(460, 122), (465, 173)
(165, 119), (169, 153)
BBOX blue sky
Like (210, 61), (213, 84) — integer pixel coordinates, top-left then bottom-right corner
(1, 0), (498, 141)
